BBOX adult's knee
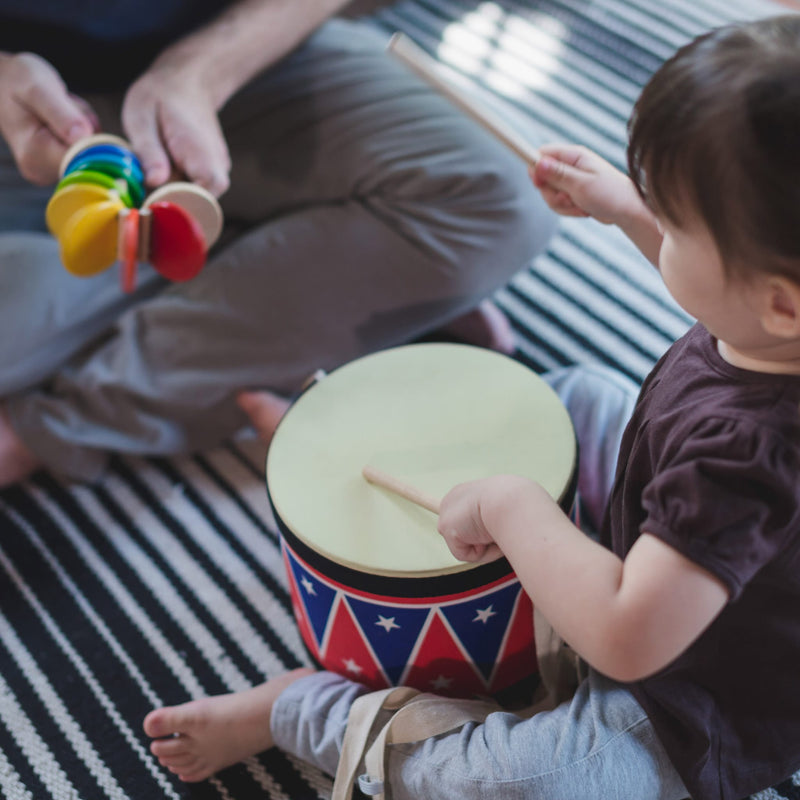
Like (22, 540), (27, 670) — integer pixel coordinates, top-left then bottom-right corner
(412, 141), (557, 297)
(476, 159), (557, 284)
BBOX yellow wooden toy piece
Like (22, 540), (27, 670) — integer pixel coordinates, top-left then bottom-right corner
(46, 183), (121, 238)
(59, 199), (124, 276)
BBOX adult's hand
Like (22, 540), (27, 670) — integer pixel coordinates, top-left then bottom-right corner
(122, 60), (231, 197)
(121, 0), (352, 198)
(0, 52), (97, 185)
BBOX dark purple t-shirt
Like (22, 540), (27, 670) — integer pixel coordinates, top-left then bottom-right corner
(600, 323), (800, 800)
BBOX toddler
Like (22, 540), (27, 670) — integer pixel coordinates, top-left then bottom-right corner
(143, 16), (800, 800)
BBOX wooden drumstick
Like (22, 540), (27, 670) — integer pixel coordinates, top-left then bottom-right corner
(362, 465), (441, 515)
(387, 32), (540, 165)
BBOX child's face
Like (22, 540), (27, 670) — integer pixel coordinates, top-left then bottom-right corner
(657, 215), (767, 349)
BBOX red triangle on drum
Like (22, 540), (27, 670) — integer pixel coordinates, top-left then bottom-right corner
(404, 611), (486, 698)
(323, 597), (389, 691)
(488, 588), (538, 694)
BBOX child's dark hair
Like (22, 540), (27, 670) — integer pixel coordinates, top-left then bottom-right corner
(627, 15), (800, 282)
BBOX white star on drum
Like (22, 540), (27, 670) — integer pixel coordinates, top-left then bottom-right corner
(300, 576), (316, 595)
(430, 675), (452, 691)
(473, 605), (496, 624)
(342, 658), (363, 675)
(375, 615), (401, 632)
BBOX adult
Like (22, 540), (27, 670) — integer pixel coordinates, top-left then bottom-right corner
(0, 0), (555, 486)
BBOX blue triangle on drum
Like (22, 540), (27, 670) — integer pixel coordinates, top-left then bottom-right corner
(286, 549), (337, 648)
(347, 596), (430, 686)
(440, 582), (521, 681)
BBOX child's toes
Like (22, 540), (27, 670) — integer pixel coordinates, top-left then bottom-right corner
(150, 736), (190, 759)
(159, 752), (197, 770)
(178, 763), (213, 783)
(165, 757), (202, 774)
(143, 707), (178, 738)
(145, 703), (200, 739)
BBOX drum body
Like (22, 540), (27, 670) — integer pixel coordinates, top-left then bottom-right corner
(267, 343), (576, 699)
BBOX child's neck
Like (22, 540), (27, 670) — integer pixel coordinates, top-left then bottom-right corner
(717, 338), (800, 375)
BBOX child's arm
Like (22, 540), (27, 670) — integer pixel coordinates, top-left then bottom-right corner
(531, 144), (663, 266)
(437, 476), (729, 682)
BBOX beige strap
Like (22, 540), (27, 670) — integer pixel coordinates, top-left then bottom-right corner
(332, 610), (582, 799)
(332, 688), (499, 799)
(363, 694), (499, 798)
(331, 686), (419, 800)
(533, 607), (582, 709)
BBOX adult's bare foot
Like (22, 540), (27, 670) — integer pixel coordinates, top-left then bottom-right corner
(236, 390), (291, 447)
(438, 300), (516, 354)
(143, 667), (316, 782)
(0, 405), (40, 487)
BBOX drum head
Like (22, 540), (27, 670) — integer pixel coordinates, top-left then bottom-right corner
(267, 344), (576, 577)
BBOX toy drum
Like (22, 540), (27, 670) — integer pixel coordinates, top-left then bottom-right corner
(266, 343), (576, 699)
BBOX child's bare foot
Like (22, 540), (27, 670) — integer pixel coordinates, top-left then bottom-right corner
(0, 405), (40, 487)
(143, 667), (315, 782)
(236, 390), (291, 446)
(438, 300), (516, 354)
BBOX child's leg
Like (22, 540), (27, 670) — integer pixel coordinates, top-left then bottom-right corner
(272, 668), (687, 800)
(543, 364), (639, 532)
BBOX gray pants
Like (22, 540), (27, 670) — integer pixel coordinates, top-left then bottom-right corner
(0, 18), (555, 481)
(270, 365), (689, 800)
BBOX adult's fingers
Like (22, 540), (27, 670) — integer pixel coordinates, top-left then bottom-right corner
(166, 115), (230, 197)
(68, 93), (100, 134)
(121, 89), (172, 187)
(13, 56), (93, 145)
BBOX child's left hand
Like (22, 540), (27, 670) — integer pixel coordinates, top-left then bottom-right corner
(437, 476), (519, 563)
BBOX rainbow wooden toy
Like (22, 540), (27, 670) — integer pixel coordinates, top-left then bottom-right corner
(46, 134), (223, 292)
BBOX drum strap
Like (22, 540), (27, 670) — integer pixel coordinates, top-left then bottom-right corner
(331, 609), (582, 800)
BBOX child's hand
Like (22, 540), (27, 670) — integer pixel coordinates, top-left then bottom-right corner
(530, 144), (641, 226)
(438, 476), (507, 562)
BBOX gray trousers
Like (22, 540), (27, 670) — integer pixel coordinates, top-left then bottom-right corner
(0, 18), (555, 481)
(270, 365), (689, 800)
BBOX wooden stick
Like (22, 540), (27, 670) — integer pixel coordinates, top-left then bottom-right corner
(362, 465), (441, 515)
(387, 32), (540, 165)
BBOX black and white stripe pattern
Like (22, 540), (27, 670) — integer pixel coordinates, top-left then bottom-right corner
(1, 441), (330, 799)
(2, 1), (799, 798)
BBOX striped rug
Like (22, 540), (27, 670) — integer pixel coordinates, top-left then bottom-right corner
(2, 1), (799, 799)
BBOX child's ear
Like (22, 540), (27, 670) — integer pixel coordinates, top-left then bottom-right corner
(759, 276), (800, 338)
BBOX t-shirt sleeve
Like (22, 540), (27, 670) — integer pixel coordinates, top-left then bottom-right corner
(640, 416), (798, 600)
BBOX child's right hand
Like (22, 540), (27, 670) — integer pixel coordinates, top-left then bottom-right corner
(530, 144), (642, 226)
(437, 477), (507, 564)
